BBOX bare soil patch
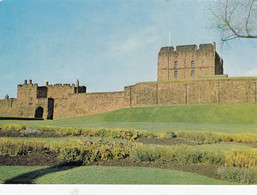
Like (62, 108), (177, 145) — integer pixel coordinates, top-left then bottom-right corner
(0, 153), (59, 166)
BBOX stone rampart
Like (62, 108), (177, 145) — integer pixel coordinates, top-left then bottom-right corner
(128, 78), (257, 108)
(53, 91), (129, 119)
(2, 77), (257, 120)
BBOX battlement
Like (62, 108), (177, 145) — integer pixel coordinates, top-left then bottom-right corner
(17, 80), (87, 100)
(159, 43), (215, 55)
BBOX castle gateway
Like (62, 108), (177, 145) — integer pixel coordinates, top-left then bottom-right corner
(1, 42), (257, 120)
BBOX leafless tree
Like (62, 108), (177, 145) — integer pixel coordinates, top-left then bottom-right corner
(211, 0), (257, 42)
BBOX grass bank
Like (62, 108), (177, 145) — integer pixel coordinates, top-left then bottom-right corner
(1, 104), (257, 133)
(0, 166), (235, 184)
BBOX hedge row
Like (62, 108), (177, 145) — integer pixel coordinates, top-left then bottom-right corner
(0, 138), (131, 164)
(177, 131), (257, 144)
(217, 166), (257, 184)
(131, 144), (225, 166)
(1, 137), (257, 168)
(2, 124), (257, 145)
(0, 138), (46, 156)
(225, 150), (257, 168)
(1, 124), (176, 141)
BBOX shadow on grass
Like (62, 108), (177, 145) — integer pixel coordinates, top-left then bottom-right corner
(4, 161), (83, 184)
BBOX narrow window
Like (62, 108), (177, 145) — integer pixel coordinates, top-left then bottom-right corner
(191, 70), (195, 77)
(174, 61), (178, 69)
(174, 71), (178, 78)
(191, 61), (195, 68)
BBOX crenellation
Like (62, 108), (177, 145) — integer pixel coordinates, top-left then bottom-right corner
(199, 43), (214, 51)
(176, 44), (197, 52)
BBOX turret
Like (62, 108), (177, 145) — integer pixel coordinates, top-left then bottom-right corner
(5, 94), (9, 100)
(76, 79), (79, 93)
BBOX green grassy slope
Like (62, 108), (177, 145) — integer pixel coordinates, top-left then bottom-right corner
(62, 104), (257, 124)
(1, 104), (257, 133)
(0, 166), (235, 184)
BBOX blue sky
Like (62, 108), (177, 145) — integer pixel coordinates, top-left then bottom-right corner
(0, 0), (256, 98)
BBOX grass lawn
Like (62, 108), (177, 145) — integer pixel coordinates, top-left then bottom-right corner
(2, 120), (257, 134)
(1, 104), (257, 134)
(0, 166), (235, 184)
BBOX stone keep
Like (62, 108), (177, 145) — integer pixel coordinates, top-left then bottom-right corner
(157, 43), (223, 81)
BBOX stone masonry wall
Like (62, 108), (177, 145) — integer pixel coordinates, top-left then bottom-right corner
(0, 98), (18, 117)
(128, 78), (257, 108)
(53, 91), (129, 119)
(47, 84), (75, 99)
(2, 78), (257, 120)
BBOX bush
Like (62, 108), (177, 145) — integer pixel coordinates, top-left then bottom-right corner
(225, 150), (257, 168)
(0, 137), (132, 164)
(0, 138), (46, 156)
(49, 139), (131, 164)
(177, 131), (257, 144)
(176, 131), (220, 144)
(131, 144), (160, 162)
(217, 166), (257, 184)
(1, 124), (26, 133)
(130, 144), (225, 166)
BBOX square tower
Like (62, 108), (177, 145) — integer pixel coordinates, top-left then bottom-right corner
(157, 43), (223, 81)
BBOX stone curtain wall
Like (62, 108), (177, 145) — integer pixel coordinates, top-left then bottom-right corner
(0, 98), (48, 119)
(128, 78), (257, 108)
(1, 78), (257, 120)
(53, 91), (129, 119)
(50, 78), (257, 119)
(47, 84), (75, 99)
(0, 99), (18, 117)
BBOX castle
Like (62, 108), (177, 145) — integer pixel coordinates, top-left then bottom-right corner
(1, 42), (256, 120)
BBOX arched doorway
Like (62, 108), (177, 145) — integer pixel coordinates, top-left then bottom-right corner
(35, 106), (44, 119)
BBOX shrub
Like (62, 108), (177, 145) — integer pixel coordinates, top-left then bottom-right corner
(50, 139), (132, 164)
(1, 124), (27, 133)
(0, 138), (46, 156)
(131, 144), (160, 162)
(130, 144), (225, 166)
(225, 150), (257, 168)
(176, 131), (220, 144)
(217, 166), (257, 184)
(177, 131), (257, 144)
